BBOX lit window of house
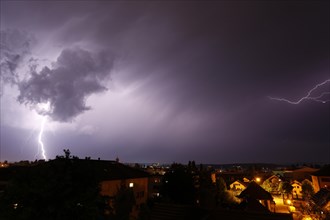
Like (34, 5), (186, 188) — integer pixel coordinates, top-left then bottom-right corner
(129, 182), (134, 188)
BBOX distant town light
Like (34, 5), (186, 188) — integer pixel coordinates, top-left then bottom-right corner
(256, 177), (261, 182)
(129, 182), (134, 188)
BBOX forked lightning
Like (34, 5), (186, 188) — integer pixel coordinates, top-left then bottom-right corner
(269, 79), (330, 104)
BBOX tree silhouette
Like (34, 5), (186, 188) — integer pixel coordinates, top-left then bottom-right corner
(112, 184), (136, 220)
(278, 181), (293, 199)
(161, 163), (196, 204)
(0, 158), (104, 220)
(301, 179), (314, 200)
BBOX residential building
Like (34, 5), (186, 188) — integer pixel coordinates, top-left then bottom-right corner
(311, 165), (330, 192)
(148, 174), (163, 198)
(238, 181), (274, 212)
(230, 180), (247, 191)
(291, 180), (302, 198)
(284, 167), (319, 182)
(97, 161), (150, 217)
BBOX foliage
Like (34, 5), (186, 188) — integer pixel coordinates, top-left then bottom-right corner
(261, 179), (273, 192)
(278, 181), (293, 195)
(111, 185), (136, 220)
(301, 179), (315, 200)
(161, 163), (196, 204)
(198, 169), (215, 208)
(215, 177), (239, 205)
(216, 177), (227, 192)
(137, 203), (150, 220)
(0, 154), (103, 220)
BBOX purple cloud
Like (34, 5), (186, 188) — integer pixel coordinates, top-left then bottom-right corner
(17, 47), (114, 122)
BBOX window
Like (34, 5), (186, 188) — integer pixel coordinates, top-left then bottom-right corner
(129, 182), (134, 188)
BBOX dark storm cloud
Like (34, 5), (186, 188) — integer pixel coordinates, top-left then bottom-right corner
(17, 47), (114, 122)
(0, 29), (34, 88)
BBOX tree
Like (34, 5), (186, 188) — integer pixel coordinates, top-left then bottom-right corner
(278, 181), (293, 199)
(0, 158), (104, 220)
(161, 163), (196, 204)
(198, 167), (216, 208)
(301, 179), (314, 200)
(112, 185), (136, 220)
(63, 149), (71, 159)
(261, 179), (273, 192)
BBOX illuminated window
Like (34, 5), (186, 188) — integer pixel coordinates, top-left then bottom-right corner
(129, 182), (134, 188)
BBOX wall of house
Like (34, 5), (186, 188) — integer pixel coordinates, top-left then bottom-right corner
(100, 177), (148, 217)
(230, 181), (246, 191)
(312, 175), (330, 192)
(148, 175), (162, 198)
(291, 183), (302, 198)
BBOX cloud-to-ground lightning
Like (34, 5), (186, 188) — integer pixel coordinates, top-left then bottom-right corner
(38, 117), (47, 160)
(269, 79), (330, 104)
(34, 102), (51, 160)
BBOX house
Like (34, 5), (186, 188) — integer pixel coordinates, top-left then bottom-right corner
(221, 181), (293, 219)
(311, 165), (330, 192)
(230, 180), (247, 191)
(291, 180), (302, 198)
(311, 188), (330, 213)
(238, 181), (274, 212)
(284, 167), (319, 182)
(264, 174), (282, 194)
(0, 158), (150, 219)
(148, 174), (163, 198)
(243, 177), (250, 183)
(97, 160), (150, 217)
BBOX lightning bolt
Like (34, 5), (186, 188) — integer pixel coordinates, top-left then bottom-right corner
(38, 117), (47, 160)
(269, 79), (330, 104)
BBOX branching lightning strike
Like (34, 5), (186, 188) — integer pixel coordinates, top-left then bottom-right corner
(38, 117), (47, 160)
(269, 79), (330, 104)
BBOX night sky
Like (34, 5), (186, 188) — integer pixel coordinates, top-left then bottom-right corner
(0, 1), (329, 164)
